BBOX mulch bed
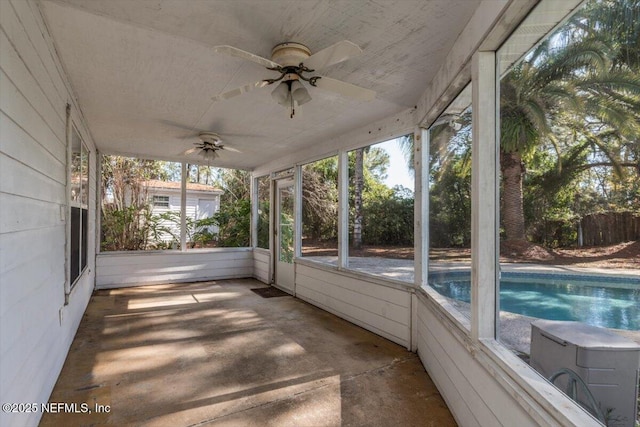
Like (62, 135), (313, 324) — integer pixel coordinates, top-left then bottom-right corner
(302, 239), (639, 270)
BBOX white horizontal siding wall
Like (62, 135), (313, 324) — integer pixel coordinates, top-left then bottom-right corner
(416, 292), (522, 426)
(152, 193), (217, 218)
(96, 248), (253, 288)
(150, 194), (220, 243)
(0, 1), (96, 426)
(295, 260), (412, 348)
(253, 248), (271, 284)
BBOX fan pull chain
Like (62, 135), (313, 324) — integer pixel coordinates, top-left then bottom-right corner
(290, 94), (295, 118)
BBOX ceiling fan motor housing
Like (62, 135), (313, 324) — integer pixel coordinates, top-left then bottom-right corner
(271, 42), (311, 67)
(198, 131), (222, 146)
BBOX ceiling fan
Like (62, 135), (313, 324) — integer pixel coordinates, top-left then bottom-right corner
(183, 131), (240, 162)
(211, 40), (376, 117)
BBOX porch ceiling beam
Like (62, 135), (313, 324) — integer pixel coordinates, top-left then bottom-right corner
(415, 0), (535, 129)
(252, 107), (418, 177)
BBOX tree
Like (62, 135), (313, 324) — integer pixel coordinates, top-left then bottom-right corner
(573, 0), (640, 71)
(302, 157), (338, 242)
(352, 148), (364, 249)
(397, 133), (415, 173)
(188, 163), (216, 185)
(349, 146), (393, 248)
(501, 39), (601, 240)
(212, 169), (251, 247)
(499, 2), (640, 243)
(256, 176), (270, 249)
(428, 111), (473, 247)
(363, 185), (414, 246)
(100, 156), (172, 250)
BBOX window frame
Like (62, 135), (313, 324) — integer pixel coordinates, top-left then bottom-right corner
(416, 1), (608, 424)
(152, 195), (170, 208)
(341, 135), (416, 283)
(253, 174), (271, 250)
(300, 154), (339, 261)
(423, 82), (475, 332)
(69, 125), (90, 290)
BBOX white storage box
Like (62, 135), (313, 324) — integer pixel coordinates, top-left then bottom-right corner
(530, 320), (640, 427)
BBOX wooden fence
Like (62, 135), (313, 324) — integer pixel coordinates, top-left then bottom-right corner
(580, 212), (640, 246)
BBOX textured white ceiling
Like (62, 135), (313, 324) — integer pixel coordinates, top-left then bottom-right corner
(40, 0), (482, 170)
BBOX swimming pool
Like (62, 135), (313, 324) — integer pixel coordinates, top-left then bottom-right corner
(429, 272), (640, 331)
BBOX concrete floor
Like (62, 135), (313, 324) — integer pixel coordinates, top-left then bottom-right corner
(41, 279), (455, 426)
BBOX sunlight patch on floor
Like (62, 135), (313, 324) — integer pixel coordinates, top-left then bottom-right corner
(126, 295), (198, 309)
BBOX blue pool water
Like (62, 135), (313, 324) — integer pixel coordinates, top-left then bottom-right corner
(429, 272), (640, 330)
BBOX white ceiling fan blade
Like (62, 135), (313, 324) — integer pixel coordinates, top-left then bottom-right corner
(222, 146), (241, 153)
(314, 77), (376, 102)
(183, 147), (199, 155)
(212, 80), (270, 102)
(212, 45), (279, 68)
(305, 40), (363, 70)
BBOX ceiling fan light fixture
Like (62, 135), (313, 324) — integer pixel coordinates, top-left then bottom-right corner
(291, 80), (312, 106)
(201, 147), (218, 163)
(271, 81), (290, 105)
(279, 92), (293, 107)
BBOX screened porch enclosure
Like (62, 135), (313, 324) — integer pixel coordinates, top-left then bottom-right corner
(2, 0), (638, 426)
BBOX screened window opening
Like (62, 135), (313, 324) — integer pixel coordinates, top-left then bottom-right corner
(301, 156), (338, 261)
(100, 156), (183, 251)
(70, 128), (89, 285)
(497, 0), (639, 352)
(256, 175), (270, 249)
(491, 1), (640, 424)
(426, 84), (472, 330)
(100, 158), (251, 251)
(346, 135), (414, 282)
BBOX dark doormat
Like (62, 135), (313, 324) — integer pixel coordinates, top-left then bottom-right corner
(250, 287), (291, 298)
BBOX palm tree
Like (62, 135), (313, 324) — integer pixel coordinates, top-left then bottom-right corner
(352, 148), (364, 249)
(349, 146), (392, 250)
(428, 110), (473, 248)
(573, 0), (640, 71)
(397, 133), (415, 174)
(499, 24), (640, 242)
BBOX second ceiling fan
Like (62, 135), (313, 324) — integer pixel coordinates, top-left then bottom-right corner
(211, 40), (376, 117)
(183, 131), (240, 163)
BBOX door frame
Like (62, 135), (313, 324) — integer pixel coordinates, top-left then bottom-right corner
(273, 178), (295, 293)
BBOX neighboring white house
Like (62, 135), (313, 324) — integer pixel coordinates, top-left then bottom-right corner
(145, 180), (224, 245)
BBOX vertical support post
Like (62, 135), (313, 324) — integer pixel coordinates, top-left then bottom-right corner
(64, 103), (72, 302)
(471, 51), (499, 341)
(338, 150), (349, 269)
(411, 127), (429, 352)
(250, 174), (257, 248)
(294, 165), (302, 258)
(180, 162), (187, 251)
(95, 150), (102, 256)
(414, 127), (429, 289)
(269, 174), (275, 283)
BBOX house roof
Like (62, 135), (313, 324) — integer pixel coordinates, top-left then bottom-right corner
(144, 180), (224, 194)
